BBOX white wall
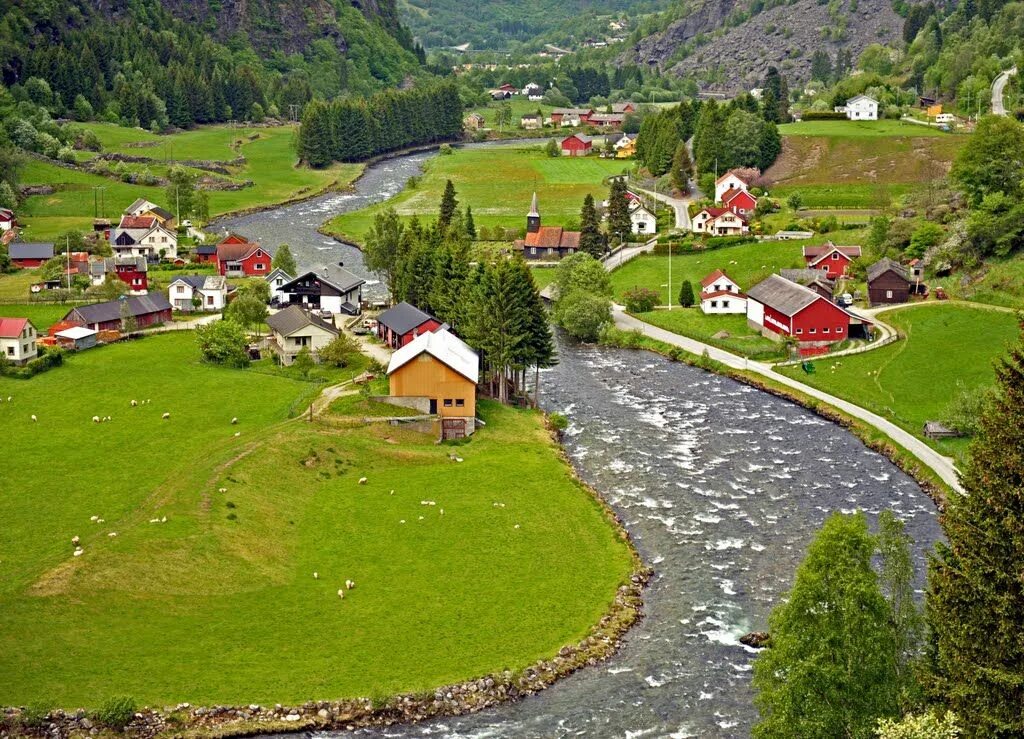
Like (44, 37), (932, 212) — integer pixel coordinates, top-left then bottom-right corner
(701, 296), (747, 314)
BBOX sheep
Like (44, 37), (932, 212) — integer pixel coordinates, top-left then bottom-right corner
(31, 415), (37, 422)
(218, 487), (227, 493)
(97, 518), (104, 523)
(233, 432), (240, 437)
(71, 535), (80, 546)
(162, 412), (171, 419)
(514, 524), (521, 529)
(149, 518), (160, 523)
(108, 532), (117, 537)
(6, 396), (11, 402)
(92, 416), (100, 423)
(90, 515), (98, 522)
(313, 572), (319, 580)
(337, 589), (345, 599)
(418, 516), (424, 521)
(160, 516), (167, 523)
(420, 500), (436, 506)
(231, 417), (238, 425)
(131, 400), (138, 407)
(440, 509), (444, 516)
(358, 477), (367, 485)
(73, 547), (84, 557)
(399, 519), (406, 524)
(345, 579), (355, 590)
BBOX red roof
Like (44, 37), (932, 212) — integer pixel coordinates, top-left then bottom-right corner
(523, 226), (581, 249)
(0, 317), (28, 338)
(715, 169), (757, 186)
(803, 244), (862, 265)
(701, 289), (746, 300)
(217, 241), (262, 262)
(119, 215), (157, 229)
(700, 207), (746, 222)
(48, 320), (82, 336)
(722, 189), (757, 208)
(219, 233), (251, 245)
(701, 269), (729, 288)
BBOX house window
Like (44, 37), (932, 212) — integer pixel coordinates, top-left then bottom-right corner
(530, 247), (537, 255)
(6, 347), (13, 356)
(823, 327), (830, 334)
(207, 295), (214, 305)
(795, 328), (803, 335)
(456, 399), (465, 408)
(722, 301), (730, 308)
(255, 263), (265, 270)
(832, 253), (840, 260)
(809, 328), (816, 334)
(443, 399), (453, 407)
(23, 344), (28, 353)
(886, 290), (893, 299)
(836, 326), (844, 334)
(710, 301), (718, 308)
(177, 286), (185, 293)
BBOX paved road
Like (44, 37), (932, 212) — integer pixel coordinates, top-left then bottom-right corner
(992, 67), (1017, 116)
(613, 308), (964, 493)
(630, 184), (693, 231)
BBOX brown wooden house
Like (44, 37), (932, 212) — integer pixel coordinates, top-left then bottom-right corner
(867, 258), (911, 305)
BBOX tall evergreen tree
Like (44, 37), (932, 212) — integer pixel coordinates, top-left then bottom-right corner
(607, 178), (631, 244)
(671, 141), (693, 194)
(464, 206), (476, 240)
(926, 321), (1024, 734)
(438, 179), (458, 232)
(578, 194), (605, 257)
(877, 510), (924, 709)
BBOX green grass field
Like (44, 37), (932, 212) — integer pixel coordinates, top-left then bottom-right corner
(468, 98), (553, 131)
(775, 303), (1019, 458)
(16, 124), (362, 241)
(933, 256), (1024, 310)
(323, 145), (631, 244)
(0, 303), (71, 331)
(778, 120), (948, 138)
(633, 309), (786, 360)
(0, 333), (632, 708)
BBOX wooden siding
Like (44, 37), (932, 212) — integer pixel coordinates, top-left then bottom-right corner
(868, 270), (910, 305)
(389, 354), (476, 418)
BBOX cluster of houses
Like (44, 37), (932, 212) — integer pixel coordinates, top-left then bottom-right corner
(691, 170), (759, 237)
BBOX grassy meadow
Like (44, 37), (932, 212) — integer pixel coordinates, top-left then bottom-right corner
(633, 309), (786, 360)
(0, 333), (633, 708)
(767, 120), (965, 209)
(323, 144), (631, 244)
(16, 123), (362, 241)
(775, 302), (1019, 458)
(0, 303), (71, 330)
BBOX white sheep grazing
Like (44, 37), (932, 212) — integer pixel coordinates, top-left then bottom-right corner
(162, 412), (170, 419)
(93, 416), (100, 423)
(345, 579), (355, 590)
(313, 572), (319, 580)
(96, 518), (104, 524)
(337, 589), (345, 599)
(131, 400), (138, 407)
(149, 518), (160, 523)
(230, 417), (238, 425)
(233, 432), (240, 437)
(108, 532), (117, 537)
(31, 414), (37, 422)
(440, 509), (444, 516)
(358, 477), (367, 485)
(73, 548), (83, 557)
(218, 487), (227, 493)
(71, 535), (80, 545)
(90, 515), (98, 522)
(160, 516), (167, 523)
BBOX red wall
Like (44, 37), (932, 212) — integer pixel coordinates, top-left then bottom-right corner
(791, 298), (849, 342)
(239, 250), (272, 276)
(380, 318), (443, 348)
(561, 137), (591, 156)
(808, 253), (851, 279)
(761, 304), (792, 336)
(12, 258), (45, 268)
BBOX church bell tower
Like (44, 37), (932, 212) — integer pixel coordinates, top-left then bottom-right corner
(526, 192), (541, 234)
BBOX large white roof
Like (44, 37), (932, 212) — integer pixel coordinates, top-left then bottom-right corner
(55, 326), (98, 340)
(387, 328), (479, 383)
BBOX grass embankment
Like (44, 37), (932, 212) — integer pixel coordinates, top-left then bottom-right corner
(632, 310), (786, 360)
(933, 256), (1024, 310)
(16, 123), (362, 241)
(775, 302), (1018, 459)
(0, 332), (633, 708)
(0, 303), (71, 330)
(767, 120), (965, 209)
(322, 145), (631, 245)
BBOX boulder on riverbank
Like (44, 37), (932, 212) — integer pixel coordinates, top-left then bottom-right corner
(740, 631), (770, 649)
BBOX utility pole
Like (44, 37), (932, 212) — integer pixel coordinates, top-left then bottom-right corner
(175, 186), (180, 224)
(65, 236), (71, 290)
(668, 239), (672, 311)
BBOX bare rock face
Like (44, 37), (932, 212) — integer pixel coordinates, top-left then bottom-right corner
(624, 0), (904, 91)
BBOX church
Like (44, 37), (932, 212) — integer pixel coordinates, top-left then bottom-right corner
(513, 193), (581, 260)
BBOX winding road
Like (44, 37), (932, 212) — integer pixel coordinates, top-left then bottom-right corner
(992, 67), (1017, 116)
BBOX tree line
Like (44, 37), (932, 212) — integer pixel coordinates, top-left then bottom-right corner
(297, 82), (463, 167)
(363, 182), (555, 404)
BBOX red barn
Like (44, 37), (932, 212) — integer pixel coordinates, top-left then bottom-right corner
(560, 133), (593, 156)
(193, 245), (218, 264)
(8, 242), (54, 268)
(746, 274), (871, 345)
(376, 302), (443, 349)
(216, 233), (272, 277)
(114, 256), (149, 293)
(722, 188), (758, 218)
(802, 243), (862, 279)
(63, 294), (173, 332)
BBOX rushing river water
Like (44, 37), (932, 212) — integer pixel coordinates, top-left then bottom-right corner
(229, 149), (943, 738)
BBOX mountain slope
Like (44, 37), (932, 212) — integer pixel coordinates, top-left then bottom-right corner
(625, 0), (906, 90)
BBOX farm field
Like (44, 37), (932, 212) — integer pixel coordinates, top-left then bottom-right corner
(323, 145), (631, 244)
(0, 333), (632, 708)
(467, 98), (553, 131)
(0, 303), (71, 330)
(775, 302), (1019, 458)
(16, 124), (362, 241)
(632, 309), (786, 360)
(766, 120), (965, 209)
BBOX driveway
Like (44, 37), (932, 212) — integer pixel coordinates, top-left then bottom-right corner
(613, 308), (963, 493)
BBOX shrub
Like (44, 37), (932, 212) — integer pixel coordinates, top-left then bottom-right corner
(93, 695), (137, 730)
(438, 143), (453, 155)
(942, 381), (989, 435)
(57, 146), (76, 163)
(678, 280), (695, 307)
(623, 286), (659, 313)
(800, 110), (848, 120)
(547, 412), (568, 432)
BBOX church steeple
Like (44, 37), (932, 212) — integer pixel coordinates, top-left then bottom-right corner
(526, 192), (541, 233)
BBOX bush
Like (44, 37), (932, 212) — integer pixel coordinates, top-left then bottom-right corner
(438, 143), (454, 155)
(195, 321), (250, 368)
(942, 382), (989, 435)
(623, 286), (659, 312)
(799, 111), (849, 120)
(547, 412), (568, 432)
(93, 695), (137, 730)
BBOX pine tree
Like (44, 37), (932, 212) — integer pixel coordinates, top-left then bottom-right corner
(438, 179), (458, 232)
(678, 279), (694, 307)
(877, 510), (924, 709)
(578, 194), (605, 257)
(671, 142), (692, 194)
(464, 206), (476, 240)
(926, 321), (1024, 734)
(607, 178), (631, 244)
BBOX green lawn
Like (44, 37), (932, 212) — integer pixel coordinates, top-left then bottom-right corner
(530, 265), (558, 290)
(323, 145), (631, 245)
(633, 309), (786, 360)
(775, 303), (1019, 458)
(610, 239), (814, 305)
(0, 270), (43, 300)
(778, 119), (949, 137)
(468, 98), (553, 131)
(16, 124), (362, 241)
(0, 303), (71, 331)
(0, 333), (632, 708)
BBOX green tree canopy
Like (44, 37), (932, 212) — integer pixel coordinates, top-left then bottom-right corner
(272, 244), (297, 275)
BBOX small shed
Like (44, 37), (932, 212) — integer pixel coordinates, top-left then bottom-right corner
(867, 258), (911, 305)
(923, 421), (962, 439)
(55, 325), (98, 351)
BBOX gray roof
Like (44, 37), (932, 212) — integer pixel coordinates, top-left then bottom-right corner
(281, 268), (365, 295)
(377, 301), (436, 335)
(747, 274), (821, 316)
(9, 242), (54, 260)
(195, 245), (217, 255)
(67, 294), (172, 325)
(169, 274), (208, 289)
(780, 269), (836, 289)
(267, 305), (339, 337)
(866, 258), (910, 283)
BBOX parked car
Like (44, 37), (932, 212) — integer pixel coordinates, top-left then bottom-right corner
(838, 293), (854, 307)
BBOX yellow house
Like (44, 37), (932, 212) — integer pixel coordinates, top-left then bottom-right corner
(616, 138), (637, 159)
(386, 328), (479, 437)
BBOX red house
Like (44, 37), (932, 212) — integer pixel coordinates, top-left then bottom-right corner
(193, 245), (218, 264)
(802, 243), (862, 279)
(722, 188), (758, 218)
(0, 208), (15, 231)
(9, 242), (54, 268)
(63, 294), (173, 332)
(746, 274), (871, 346)
(560, 133), (593, 157)
(216, 233), (272, 277)
(376, 302), (443, 349)
(114, 256), (149, 293)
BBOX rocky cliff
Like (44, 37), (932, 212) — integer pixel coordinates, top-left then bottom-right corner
(625, 0), (904, 91)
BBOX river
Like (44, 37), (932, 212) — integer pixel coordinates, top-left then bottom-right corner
(227, 149), (943, 738)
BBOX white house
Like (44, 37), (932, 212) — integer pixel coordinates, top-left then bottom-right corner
(699, 269), (747, 314)
(692, 207), (749, 237)
(111, 215), (178, 260)
(266, 305), (340, 365)
(842, 95), (878, 121)
(167, 274), (228, 312)
(0, 208), (14, 232)
(265, 268), (294, 303)
(0, 317), (38, 365)
(714, 170), (756, 203)
(630, 205), (658, 235)
(612, 133), (637, 151)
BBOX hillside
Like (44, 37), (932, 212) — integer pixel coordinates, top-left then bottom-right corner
(624, 0), (906, 91)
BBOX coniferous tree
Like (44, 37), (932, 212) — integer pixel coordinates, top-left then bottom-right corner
(438, 179), (458, 232)
(877, 510), (924, 709)
(578, 194), (605, 257)
(272, 244), (297, 275)
(464, 206), (476, 240)
(607, 178), (631, 244)
(507, 257), (556, 406)
(678, 279), (694, 307)
(671, 142), (693, 194)
(926, 321), (1024, 734)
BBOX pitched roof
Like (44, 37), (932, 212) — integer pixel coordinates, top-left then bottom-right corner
(780, 269), (836, 289)
(701, 289), (746, 300)
(561, 133), (592, 144)
(266, 305), (338, 337)
(195, 245), (217, 255)
(119, 215), (157, 230)
(66, 294), (172, 325)
(55, 325), (97, 340)
(377, 301), (437, 336)
(523, 226), (581, 249)
(279, 268), (365, 295)
(611, 103), (635, 112)
(848, 94), (878, 105)
(216, 241), (263, 263)
(148, 206), (174, 221)
(0, 317), (29, 338)
(387, 328), (479, 384)
(701, 269), (737, 288)
(722, 188), (757, 206)
(9, 242), (54, 260)
(168, 274), (208, 290)
(528, 192), (540, 218)
(0, 208), (14, 221)
(803, 243), (862, 265)
(866, 258), (910, 283)
(715, 169), (757, 186)
(265, 268), (293, 283)
(746, 274), (822, 316)
(124, 198), (157, 214)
